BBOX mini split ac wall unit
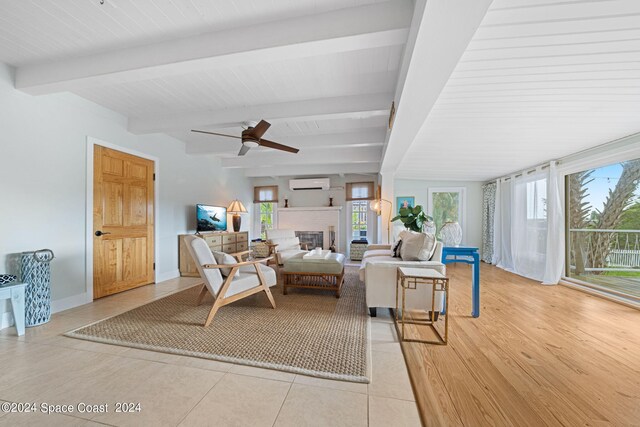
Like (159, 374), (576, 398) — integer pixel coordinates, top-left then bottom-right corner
(289, 178), (330, 191)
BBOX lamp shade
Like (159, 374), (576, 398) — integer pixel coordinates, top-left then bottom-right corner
(369, 199), (380, 213)
(227, 199), (247, 214)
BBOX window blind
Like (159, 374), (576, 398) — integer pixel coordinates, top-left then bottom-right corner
(345, 182), (374, 201)
(253, 185), (279, 203)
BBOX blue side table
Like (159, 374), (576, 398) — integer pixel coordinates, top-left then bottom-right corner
(441, 246), (480, 318)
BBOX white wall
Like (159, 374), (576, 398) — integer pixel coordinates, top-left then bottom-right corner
(250, 175), (379, 253)
(393, 178), (483, 253)
(0, 63), (251, 327)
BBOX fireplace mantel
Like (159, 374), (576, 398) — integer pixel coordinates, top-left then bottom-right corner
(277, 206), (342, 212)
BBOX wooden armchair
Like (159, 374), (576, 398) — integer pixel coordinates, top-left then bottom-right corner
(184, 235), (277, 327)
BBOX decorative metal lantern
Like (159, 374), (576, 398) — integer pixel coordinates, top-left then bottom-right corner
(440, 222), (462, 247)
(423, 221), (437, 235)
(21, 249), (54, 327)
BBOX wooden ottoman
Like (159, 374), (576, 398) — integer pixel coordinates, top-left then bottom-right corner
(282, 252), (346, 298)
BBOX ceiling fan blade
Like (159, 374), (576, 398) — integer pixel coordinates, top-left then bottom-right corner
(238, 144), (251, 156)
(191, 130), (241, 139)
(246, 120), (271, 139)
(258, 138), (299, 154)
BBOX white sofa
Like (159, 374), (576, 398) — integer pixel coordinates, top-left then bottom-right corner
(359, 241), (445, 317)
(265, 229), (308, 265)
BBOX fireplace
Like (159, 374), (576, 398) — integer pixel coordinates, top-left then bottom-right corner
(296, 231), (324, 249)
(278, 207), (342, 252)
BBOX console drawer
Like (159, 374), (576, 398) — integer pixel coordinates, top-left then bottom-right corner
(237, 233), (248, 242)
(222, 244), (235, 253)
(223, 234), (237, 244)
(237, 242), (248, 252)
(203, 235), (222, 246)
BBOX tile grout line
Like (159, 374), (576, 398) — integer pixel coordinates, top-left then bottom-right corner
(271, 379), (295, 427)
(64, 411), (117, 426)
(367, 389), (371, 426)
(173, 371), (227, 427)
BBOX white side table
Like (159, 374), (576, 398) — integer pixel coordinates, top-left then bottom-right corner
(0, 282), (26, 336)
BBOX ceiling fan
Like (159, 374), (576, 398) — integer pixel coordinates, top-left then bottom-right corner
(191, 120), (299, 156)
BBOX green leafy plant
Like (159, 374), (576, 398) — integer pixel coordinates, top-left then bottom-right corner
(391, 205), (432, 232)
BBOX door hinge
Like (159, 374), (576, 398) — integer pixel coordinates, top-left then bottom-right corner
(153, 263), (156, 270)
(153, 173), (156, 181)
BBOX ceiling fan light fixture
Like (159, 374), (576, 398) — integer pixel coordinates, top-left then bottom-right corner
(193, 119), (299, 156)
(243, 139), (260, 148)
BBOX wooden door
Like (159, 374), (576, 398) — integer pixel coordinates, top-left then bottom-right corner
(93, 146), (155, 299)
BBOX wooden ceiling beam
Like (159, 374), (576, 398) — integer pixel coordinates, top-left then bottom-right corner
(15, 1), (412, 95)
(128, 93), (392, 134)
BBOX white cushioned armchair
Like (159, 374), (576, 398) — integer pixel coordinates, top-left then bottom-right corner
(265, 229), (308, 265)
(184, 235), (278, 326)
(360, 241), (445, 317)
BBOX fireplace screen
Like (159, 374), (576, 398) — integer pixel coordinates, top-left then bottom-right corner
(295, 231), (324, 249)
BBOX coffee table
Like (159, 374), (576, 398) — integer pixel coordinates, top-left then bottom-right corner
(282, 252), (345, 298)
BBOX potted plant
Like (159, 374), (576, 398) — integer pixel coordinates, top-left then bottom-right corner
(391, 205), (434, 233)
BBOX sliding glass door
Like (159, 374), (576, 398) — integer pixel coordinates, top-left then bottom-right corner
(565, 159), (640, 301)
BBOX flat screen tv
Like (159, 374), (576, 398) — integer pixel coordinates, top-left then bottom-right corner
(196, 204), (227, 232)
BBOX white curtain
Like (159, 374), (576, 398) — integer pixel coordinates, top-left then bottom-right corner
(542, 161), (564, 284)
(493, 165), (562, 283)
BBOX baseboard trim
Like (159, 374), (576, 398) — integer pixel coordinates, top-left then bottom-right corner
(51, 292), (92, 314)
(157, 269), (180, 283)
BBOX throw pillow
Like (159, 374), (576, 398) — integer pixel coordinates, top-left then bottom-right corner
(417, 233), (437, 261)
(392, 240), (403, 258)
(212, 251), (240, 277)
(400, 232), (425, 261)
(397, 229), (411, 241)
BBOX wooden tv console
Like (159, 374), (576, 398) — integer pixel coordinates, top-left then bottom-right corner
(178, 231), (249, 277)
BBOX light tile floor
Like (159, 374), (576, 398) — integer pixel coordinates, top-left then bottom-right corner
(0, 277), (420, 427)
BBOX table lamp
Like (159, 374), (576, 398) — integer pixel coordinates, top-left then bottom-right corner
(227, 199), (248, 232)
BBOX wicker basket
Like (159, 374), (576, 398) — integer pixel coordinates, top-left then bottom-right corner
(349, 242), (368, 261)
(252, 241), (271, 258)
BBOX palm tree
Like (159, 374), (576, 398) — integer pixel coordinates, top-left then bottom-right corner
(589, 159), (640, 269)
(568, 170), (593, 275)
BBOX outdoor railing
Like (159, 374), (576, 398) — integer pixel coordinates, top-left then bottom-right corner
(569, 228), (640, 272)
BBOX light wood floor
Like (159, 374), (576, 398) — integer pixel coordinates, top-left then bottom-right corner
(0, 275), (420, 426)
(400, 263), (640, 426)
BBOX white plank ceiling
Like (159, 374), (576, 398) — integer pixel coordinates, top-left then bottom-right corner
(396, 0), (640, 181)
(0, 0), (389, 66)
(3, 0), (639, 180)
(0, 0), (408, 177)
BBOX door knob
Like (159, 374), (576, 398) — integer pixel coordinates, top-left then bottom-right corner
(95, 230), (112, 237)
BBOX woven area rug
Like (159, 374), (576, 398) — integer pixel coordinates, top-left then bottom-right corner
(66, 266), (370, 383)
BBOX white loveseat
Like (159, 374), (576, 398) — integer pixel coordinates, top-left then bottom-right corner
(359, 241), (445, 317)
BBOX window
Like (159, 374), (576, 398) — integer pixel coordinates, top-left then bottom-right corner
(345, 181), (375, 250)
(257, 202), (276, 240)
(428, 187), (466, 240)
(351, 201), (368, 240)
(253, 185), (279, 240)
(346, 182), (374, 201)
(566, 160), (640, 301)
(526, 179), (546, 220)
